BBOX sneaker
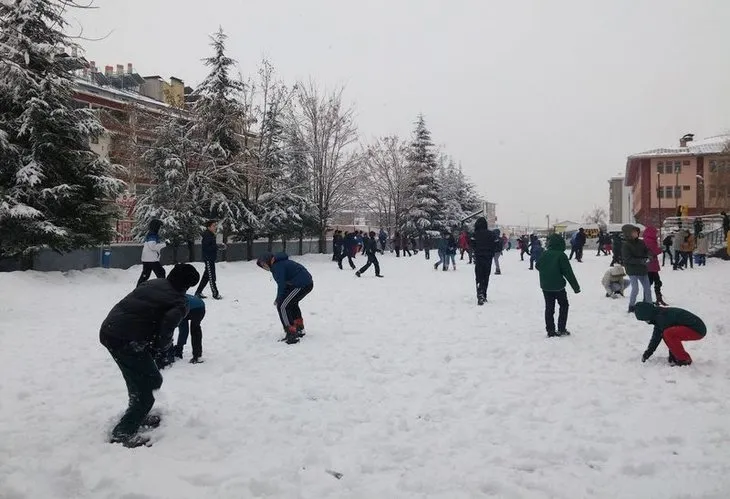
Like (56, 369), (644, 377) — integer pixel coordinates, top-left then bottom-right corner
(477, 297), (485, 306)
(605, 293), (611, 298)
(628, 306), (636, 314)
(284, 332), (300, 344)
(547, 331), (559, 338)
(376, 274), (384, 278)
(558, 330), (571, 336)
(212, 294), (222, 300)
(433, 263), (439, 270)
(495, 270), (501, 275)
(189, 357), (204, 364)
(195, 293), (207, 299)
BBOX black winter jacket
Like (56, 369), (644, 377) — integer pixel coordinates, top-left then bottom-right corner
(363, 236), (379, 255)
(99, 279), (188, 353)
(471, 229), (496, 259)
(201, 230), (217, 262)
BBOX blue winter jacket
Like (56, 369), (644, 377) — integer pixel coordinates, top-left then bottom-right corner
(178, 294), (205, 337)
(271, 253), (313, 303)
(530, 239), (544, 260)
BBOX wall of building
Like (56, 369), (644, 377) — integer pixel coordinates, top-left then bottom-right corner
(649, 157), (697, 209)
(609, 178), (623, 223)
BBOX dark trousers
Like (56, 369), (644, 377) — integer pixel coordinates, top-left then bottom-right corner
(358, 253), (380, 275)
(543, 289), (569, 333)
(610, 253), (622, 266)
(568, 246), (575, 260)
(137, 262), (166, 287)
(403, 248), (412, 257)
(337, 252), (355, 269)
(662, 248), (673, 266)
(332, 246), (342, 262)
(575, 247), (584, 262)
(278, 283), (314, 331)
(106, 346), (163, 440)
(177, 308), (205, 358)
(474, 257), (493, 299)
(395, 246), (400, 257)
(424, 248), (430, 259)
(195, 260), (219, 297)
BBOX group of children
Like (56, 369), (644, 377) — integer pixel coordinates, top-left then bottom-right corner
(103, 217), (709, 449)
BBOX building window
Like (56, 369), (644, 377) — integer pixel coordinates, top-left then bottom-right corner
(683, 185), (691, 191)
(657, 188), (664, 199)
(710, 160), (717, 173)
(683, 160), (690, 165)
(674, 186), (682, 198)
(665, 186), (674, 198)
(674, 161), (681, 174)
(657, 162), (664, 174)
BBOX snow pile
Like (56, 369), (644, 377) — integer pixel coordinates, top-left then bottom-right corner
(1, 251), (729, 498)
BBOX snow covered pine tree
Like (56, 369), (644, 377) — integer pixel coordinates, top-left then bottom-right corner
(0, 0), (124, 265)
(403, 115), (442, 235)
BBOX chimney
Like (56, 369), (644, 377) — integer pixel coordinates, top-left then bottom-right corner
(89, 60), (96, 73)
(680, 133), (695, 148)
(127, 63), (133, 74)
(105, 65), (113, 76)
(116, 64), (124, 76)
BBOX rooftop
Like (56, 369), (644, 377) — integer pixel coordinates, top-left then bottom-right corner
(628, 133), (730, 159)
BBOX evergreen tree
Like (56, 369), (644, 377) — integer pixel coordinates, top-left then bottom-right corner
(0, 0), (124, 261)
(133, 118), (203, 251)
(455, 162), (483, 217)
(403, 114), (441, 234)
(191, 27), (257, 240)
(439, 157), (465, 230)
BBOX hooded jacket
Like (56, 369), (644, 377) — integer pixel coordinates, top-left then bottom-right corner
(100, 264), (200, 352)
(535, 234), (580, 293)
(141, 220), (167, 263)
(635, 303), (707, 357)
(471, 217), (496, 259)
(642, 226), (662, 273)
(574, 229), (587, 248)
(611, 233), (623, 257)
(263, 252), (313, 303)
(621, 224), (649, 276)
(601, 266), (628, 293)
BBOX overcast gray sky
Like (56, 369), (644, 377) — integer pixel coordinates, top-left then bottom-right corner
(72, 0), (730, 226)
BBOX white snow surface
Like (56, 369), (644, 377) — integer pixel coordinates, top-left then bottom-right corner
(1, 251), (730, 498)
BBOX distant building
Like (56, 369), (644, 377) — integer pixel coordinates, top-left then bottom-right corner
(608, 176), (632, 224)
(625, 133), (730, 227)
(484, 202), (497, 227)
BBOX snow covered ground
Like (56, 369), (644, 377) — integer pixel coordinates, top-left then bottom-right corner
(2, 249), (730, 499)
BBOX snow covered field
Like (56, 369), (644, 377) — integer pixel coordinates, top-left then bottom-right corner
(2, 250), (730, 499)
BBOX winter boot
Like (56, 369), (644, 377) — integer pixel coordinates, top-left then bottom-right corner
(628, 305), (636, 314)
(195, 293), (207, 299)
(294, 318), (306, 338)
(282, 326), (300, 344)
(189, 357), (204, 364)
(355, 271), (361, 277)
(141, 414), (162, 429)
(376, 274), (384, 278)
(557, 330), (571, 336)
(110, 434), (151, 448)
(174, 345), (183, 360)
(547, 331), (559, 338)
(495, 270), (501, 275)
(477, 295), (485, 306)
(433, 263), (439, 270)
(212, 294), (223, 300)
(655, 286), (668, 306)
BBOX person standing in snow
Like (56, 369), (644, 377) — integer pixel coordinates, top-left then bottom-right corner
(136, 219), (168, 287)
(528, 234), (544, 270)
(257, 252), (314, 345)
(423, 233), (432, 260)
(493, 229), (503, 275)
(337, 231), (357, 270)
(458, 230), (470, 261)
(573, 228), (587, 262)
(194, 220), (222, 300)
(671, 228), (684, 270)
(378, 229), (388, 252)
(393, 231), (402, 257)
(536, 234), (580, 337)
(622, 224), (652, 313)
(434, 231), (449, 271)
(723, 211), (730, 239)
(471, 217), (497, 305)
(610, 232), (624, 267)
(596, 230), (608, 256)
(695, 232), (708, 266)
(519, 235), (530, 261)
(446, 232), (458, 270)
(332, 230), (343, 262)
(635, 302), (706, 366)
(601, 265), (629, 298)
(643, 226), (667, 306)
(100, 264), (200, 448)
(356, 231), (384, 278)
(661, 233), (674, 267)
(401, 234), (412, 257)
(174, 294), (206, 364)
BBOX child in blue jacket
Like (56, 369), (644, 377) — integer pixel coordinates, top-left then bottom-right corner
(175, 294), (206, 363)
(257, 252), (314, 344)
(529, 234), (544, 270)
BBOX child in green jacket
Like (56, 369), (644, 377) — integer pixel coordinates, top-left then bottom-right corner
(634, 302), (706, 366)
(535, 234), (581, 337)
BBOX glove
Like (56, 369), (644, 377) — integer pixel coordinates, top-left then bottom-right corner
(641, 351), (651, 363)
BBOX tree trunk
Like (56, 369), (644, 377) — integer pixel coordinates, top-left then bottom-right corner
(281, 237), (287, 252)
(298, 230), (304, 256)
(171, 244), (179, 264)
(246, 232), (254, 261)
(221, 231), (229, 262)
(267, 235), (273, 252)
(318, 227), (327, 254)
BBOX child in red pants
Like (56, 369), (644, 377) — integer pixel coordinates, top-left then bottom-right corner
(634, 302), (706, 366)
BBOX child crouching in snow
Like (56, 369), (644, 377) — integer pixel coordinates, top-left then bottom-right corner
(174, 294), (206, 364)
(602, 265), (629, 298)
(535, 234), (581, 337)
(257, 252), (314, 345)
(635, 302), (706, 366)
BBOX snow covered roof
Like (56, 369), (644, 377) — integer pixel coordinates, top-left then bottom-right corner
(625, 133), (730, 186)
(73, 78), (182, 114)
(628, 134), (730, 159)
